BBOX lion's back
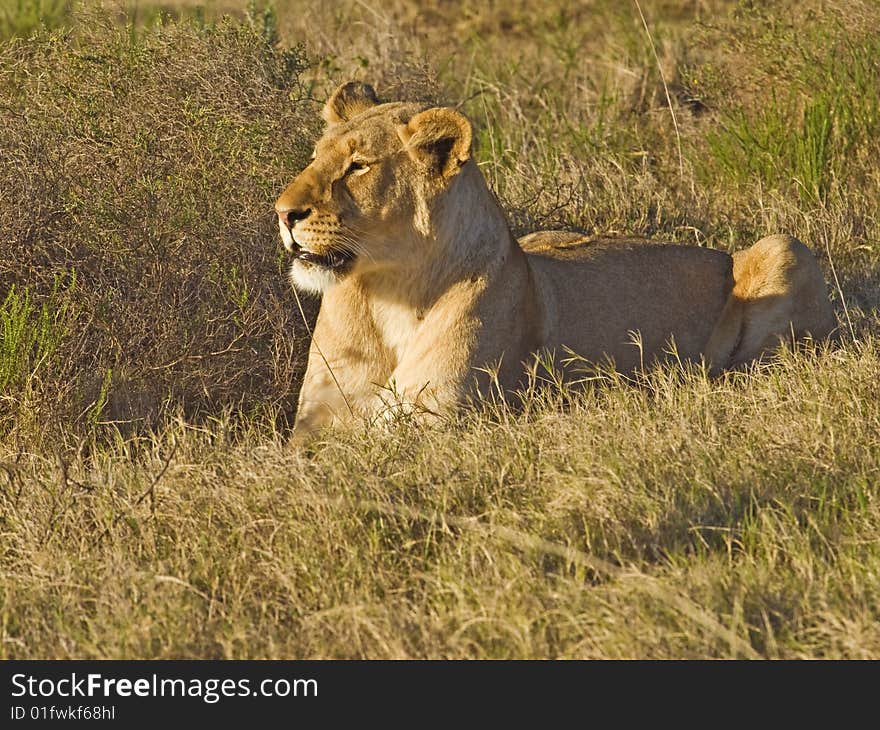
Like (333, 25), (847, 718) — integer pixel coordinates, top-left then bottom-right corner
(520, 232), (735, 370)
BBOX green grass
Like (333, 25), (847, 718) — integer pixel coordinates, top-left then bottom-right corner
(0, 0), (73, 39)
(0, 275), (75, 431)
(705, 55), (880, 204)
(1, 0), (879, 658)
(0, 286), (59, 393)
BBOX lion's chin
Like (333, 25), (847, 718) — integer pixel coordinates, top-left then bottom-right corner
(289, 259), (346, 294)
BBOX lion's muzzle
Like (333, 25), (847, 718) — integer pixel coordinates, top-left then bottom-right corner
(278, 218), (308, 256)
(296, 248), (356, 270)
(275, 204), (311, 253)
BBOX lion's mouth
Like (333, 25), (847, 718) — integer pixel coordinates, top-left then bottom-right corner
(295, 247), (356, 270)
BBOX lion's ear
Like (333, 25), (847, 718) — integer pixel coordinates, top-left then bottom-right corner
(397, 107), (472, 179)
(322, 82), (379, 125)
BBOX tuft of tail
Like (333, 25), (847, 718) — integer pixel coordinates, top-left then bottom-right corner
(704, 235), (836, 371)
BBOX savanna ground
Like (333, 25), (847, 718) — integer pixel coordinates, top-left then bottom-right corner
(1, 0), (879, 659)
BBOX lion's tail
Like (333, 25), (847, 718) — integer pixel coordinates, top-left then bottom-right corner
(704, 234), (837, 372)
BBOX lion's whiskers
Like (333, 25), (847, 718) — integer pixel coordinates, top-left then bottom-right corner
(335, 230), (376, 263)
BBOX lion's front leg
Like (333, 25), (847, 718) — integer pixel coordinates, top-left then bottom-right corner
(292, 345), (358, 439)
(365, 317), (484, 428)
(291, 292), (392, 442)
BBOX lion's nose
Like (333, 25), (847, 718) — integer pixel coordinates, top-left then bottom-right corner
(276, 206), (311, 228)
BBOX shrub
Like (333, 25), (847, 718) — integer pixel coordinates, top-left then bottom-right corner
(0, 12), (319, 442)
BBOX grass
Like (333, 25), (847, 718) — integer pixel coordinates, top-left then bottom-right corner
(704, 34), (880, 203)
(1, 0), (879, 658)
(0, 0), (73, 39)
(0, 278), (71, 393)
(4, 344), (879, 658)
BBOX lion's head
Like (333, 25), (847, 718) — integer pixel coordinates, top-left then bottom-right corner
(275, 82), (474, 294)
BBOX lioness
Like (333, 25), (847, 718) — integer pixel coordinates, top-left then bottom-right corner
(275, 82), (836, 439)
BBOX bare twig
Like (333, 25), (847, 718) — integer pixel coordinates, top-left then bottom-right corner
(822, 231), (856, 342)
(93, 440), (178, 545)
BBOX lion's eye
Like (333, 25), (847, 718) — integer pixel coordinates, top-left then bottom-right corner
(345, 160), (370, 176)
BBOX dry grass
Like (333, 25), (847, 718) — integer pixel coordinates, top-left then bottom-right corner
(1, 0), (879, 658)
(4, 345), (879, 658)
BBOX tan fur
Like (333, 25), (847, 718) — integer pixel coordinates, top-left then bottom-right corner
(275, 83), (837, 440)
(705, 234), (837, 368)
